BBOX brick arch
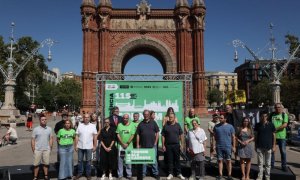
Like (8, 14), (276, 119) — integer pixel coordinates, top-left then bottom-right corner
(111, 37), (176, 74)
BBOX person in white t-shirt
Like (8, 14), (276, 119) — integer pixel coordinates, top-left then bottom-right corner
(74, 114), (98, 180)
(187, 120), (207, 180)
(3, 123), (18, 144)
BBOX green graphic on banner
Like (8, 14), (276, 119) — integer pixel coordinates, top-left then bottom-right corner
(104, 81), (183, 129)
(125, 148), (156, 164)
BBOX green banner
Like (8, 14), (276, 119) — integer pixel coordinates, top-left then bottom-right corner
(125, 148), (156, 164)
(105, 81), (184, 129)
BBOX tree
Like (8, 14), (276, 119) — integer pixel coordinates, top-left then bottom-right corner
(0, 36), (47, 111)
(281, 76), (300, 114)
(251, 78), (272, 107)
(35, 81), (58, 112)
(285, 34), (300, 58)
(207, 88), (223, 106)
(56, 78), (82, 112)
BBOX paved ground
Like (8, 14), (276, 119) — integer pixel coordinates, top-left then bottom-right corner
(0, 115), (300, 180)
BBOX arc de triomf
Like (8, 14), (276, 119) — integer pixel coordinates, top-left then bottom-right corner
(80, 0), (207, 114)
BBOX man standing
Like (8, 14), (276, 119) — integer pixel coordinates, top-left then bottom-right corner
(255, 111), (276, 180)
(136, 110), (160, 180)
(161, 113), (185, 180)
(213, 114), (235, 180)
(184, 108), (200, 134)
(208, 113), (219, 160)
(116, 114), (135, 179)
(31, 115), (53, 180)
(74, 114), (98, 180)
(132, 112), (140, 148)
(270, 103), (288, 171)
(109, 106), (123, 130)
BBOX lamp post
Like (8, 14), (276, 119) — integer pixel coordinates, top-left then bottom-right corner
(0, 22), (55, 121)
(232, 24), (300, 105)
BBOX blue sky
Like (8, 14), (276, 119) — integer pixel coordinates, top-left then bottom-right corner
(0, 0), (300, 75)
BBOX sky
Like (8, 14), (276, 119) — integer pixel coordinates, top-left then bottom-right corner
(0, 0), (300, 75)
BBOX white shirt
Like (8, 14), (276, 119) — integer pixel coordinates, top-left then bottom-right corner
(188, 127), (207, 154)
(7, 127), (18, 139)
(76, 123), (97, 149)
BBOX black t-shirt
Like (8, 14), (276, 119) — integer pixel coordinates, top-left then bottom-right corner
(254, 121), (276, 150)
(226, 112), (234, 127)
(161, 122), (183, 145)
(136, 120), (159, 148)
(27, 117), (33, 122)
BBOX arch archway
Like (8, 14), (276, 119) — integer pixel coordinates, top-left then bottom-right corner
(81, 0), (207, 114)
(123, 55), (164, 74)
(111, 37), (176, 74)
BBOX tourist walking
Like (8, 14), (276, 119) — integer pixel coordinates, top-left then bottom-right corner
(57, 119), (76, 180)
(136, 110), (160, 180)
(116, 114), (135, 179)
(208, 113), (219, 160)
(74, 114), (98, 180)
(161, 113), (185, 180)
(99, 118), (117, 180)
(213, 114), (236, 180)
(270, 103), (288, 171)
(255, 111), (276, 180)
(187, 119), (207, 180)
(31, 115), (53, 180)
(236, 117), (254, 180)
(26, 113), (33, 131)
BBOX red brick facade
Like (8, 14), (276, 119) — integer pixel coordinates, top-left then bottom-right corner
(81, 1), (207, 114)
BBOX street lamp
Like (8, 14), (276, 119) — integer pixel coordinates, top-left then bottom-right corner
(232, 23), (300, 105)
(0, 22), (56, 121)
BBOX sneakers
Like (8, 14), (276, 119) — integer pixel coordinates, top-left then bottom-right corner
(100, 174), (106, 180)
(87, 176), (92, 180)
(216, 176), (223, 180)
(177, 174), (185, 180)
(109, 173), (113, 180)
(167, 174), (173, 180)
(154, 175), (160, 180)
(227, 176), (233, 180)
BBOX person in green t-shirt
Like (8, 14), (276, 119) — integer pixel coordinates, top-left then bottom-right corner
(270, 103), (288, 171)
(132, 112), (140, 148)
(57, 119), (76, 180)
(184, 108), (200, 134)
(116, 114), (135, 178)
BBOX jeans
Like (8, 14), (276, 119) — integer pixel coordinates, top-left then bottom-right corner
(78, 148), (92, 176)
(142, 147), (159, 176)
(166, 144), (181, 175)
(271, 139), (287, 168)
(257, 148), (272, 180)
(118, 150), (132, 178)
(58, 145), (74, 179)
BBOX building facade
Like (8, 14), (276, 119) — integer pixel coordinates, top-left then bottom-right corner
(81, 0), (207, 114)
(234, 59), (300, 102)
(205, 71), (238, 104)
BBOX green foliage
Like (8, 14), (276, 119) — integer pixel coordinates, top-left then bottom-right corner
(207, 88), (223, 106)
(281, 76), (300, 113)
(0, 36), (47, 111)
(285, 34), (300, 58)
(35, 81), (58, 111)
(56, 78), (82, 112)
(251, 78), (272, 107)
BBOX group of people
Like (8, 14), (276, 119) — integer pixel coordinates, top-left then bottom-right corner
(207, 103), (288, 180)
(29, 103), (289, 180)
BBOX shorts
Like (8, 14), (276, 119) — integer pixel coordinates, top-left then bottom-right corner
(216, 147), (231, 160)
(27, 121), (33, 128)
(33, 150), (50, 166)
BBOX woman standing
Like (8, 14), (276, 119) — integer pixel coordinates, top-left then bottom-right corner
(26, 113), (33, 131)
(236, 117), (254, 180)
(162, 107), (178, 126)
(57, 119), (76, 180)
(187, 120), (207, 180)
(99, 118), (117, 180)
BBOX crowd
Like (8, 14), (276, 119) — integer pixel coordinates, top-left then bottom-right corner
(28, 102), (288, 180)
